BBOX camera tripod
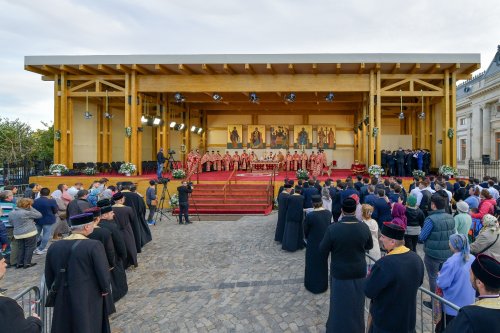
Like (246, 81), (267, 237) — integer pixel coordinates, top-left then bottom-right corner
(153, 181), (175, 224)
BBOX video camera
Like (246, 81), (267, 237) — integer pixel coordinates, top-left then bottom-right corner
(187, 181), (193, 187)
(168, 149), (176, 155)
(158, 177), (170, 185)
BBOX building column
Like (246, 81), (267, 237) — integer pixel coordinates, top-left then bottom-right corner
(483, 104), (491, 157)
(450, 72), (457, 167)
(124, 73), (132, 162)
(368, 71), (375, 166)
(442, 70), (450, 166)
(470, 105), (483, 160)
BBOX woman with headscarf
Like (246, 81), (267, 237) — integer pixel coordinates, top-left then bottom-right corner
(321, 187), (332, 213)
(391, 202), (407, 229)
(470, 214), (500, 261)
(50, 189), (70, 238)
(435, 234), (476, 332)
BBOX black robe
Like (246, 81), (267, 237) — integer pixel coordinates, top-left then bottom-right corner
(122, 191), (152, 248)
(444, 302), (500, 333)
(100, 218), (128, 302)
(303, 209), (331, 294)
(0, 295), (42, 332)
(282, 194), (305, 252)
(112, 205), (139, 267)
(45, 238), (112, 333)
(274, 191), (290, 242)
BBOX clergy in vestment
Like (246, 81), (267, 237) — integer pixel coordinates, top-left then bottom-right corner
(304, 195), (331, 294)
(364, 222), (424, 333)
(319, 197), (373, 333)
(121, 183), (152, 248)
(292, 151), (300, 171)
(109, 193), (139, 267)
(45, 213), (113, 333)
(282, 186), (305, 252)
(274, 184), (292, 243)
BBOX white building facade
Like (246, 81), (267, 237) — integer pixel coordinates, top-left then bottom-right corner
(457, 45), (500, 175)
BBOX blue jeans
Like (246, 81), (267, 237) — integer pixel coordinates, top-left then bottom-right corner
(179, 202), (190, 224)
(424, 254), (444, 293)
(36, 224), (55, 251)
(157, 162), (164, 179)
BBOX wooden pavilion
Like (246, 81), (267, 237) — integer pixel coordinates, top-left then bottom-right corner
(25, 53), (480, 174)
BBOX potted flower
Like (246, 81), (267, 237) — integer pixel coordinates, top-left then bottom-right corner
(119, 162), (137, 176)
(169, 194), (179, 208)
(83, 167), (96, 176)
(172, 169), (186, 179)
(439, 165), (458, 177)
(49, 164), (68, 176)
(368, 165), (384, 178)
(296, 168), (309, 180)
(412, 169), (426, 178)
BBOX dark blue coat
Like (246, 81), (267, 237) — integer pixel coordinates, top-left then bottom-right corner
(371, 197), (392, 227)
(340, 188), (359, 203)
(32, 196), (58, 225)
(302, 187), (319, 209)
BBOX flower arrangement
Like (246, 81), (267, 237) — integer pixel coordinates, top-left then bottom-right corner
(296, 169), (309, 180)
(83, 167), (96, 175)
(439, 165), (458, 177)
(172, 169), (186, 179)
(368, 165), (384, 177)
(119, 162), (137, 175)
(412, 169), (426, 178)
(49, 164), (68, 175)
(169, 194), (179, 208)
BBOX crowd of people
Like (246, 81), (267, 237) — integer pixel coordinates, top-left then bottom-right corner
(381, 148), (431, 177)
(0, 180), (155, 332)
(274, 174), (500, 332)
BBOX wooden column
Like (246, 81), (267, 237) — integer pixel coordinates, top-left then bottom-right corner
(412, 108), (417, 149)
(430, 104), (436, 169)
(60, 72), (69, 167)
(162, 94), (169, 153)
(442, 70), (450, 165)
(53, 75), (60, 164)
(184, 106), (191, 153)
(97, 103), (103, 162)
(419, 99), (425, 149)
(424, 97), (431, 150)
(136, 93), (143, 174)
(201, 110), (208, 152)
(124, 74), (131, 162)
(130, 72), (139, 171)
(68, 97), (74, 168)
(375, 70), (382, 165)
(368, 71), (375, 166)
(451, 71), (457, 167)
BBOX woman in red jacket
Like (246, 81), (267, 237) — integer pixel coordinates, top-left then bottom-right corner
(470, 189), (496, 220)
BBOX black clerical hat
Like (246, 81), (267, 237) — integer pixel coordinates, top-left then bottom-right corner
(112, 192), (124, 201)
(312, 195), (322, 204)
(341, 197), (357, 213)
(284, 184), (292, 189)
(70, 213), (94, 226)
(381, 222), (405, 240)
(471, 254), (500, 289)
(97, 199), (111, 207)
(84, 207), (101, 219)
(100, 206), (113, 215)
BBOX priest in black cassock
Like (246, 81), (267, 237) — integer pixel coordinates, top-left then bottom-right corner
(120, 183), (152, 248)
(282, 186), (305, 252)
(110, 194), (139, 267)
(274, 184), (292, 242)
(99, 205), (128, 302)
(45, 213), (113, 333)
(304, 195), (331, 294)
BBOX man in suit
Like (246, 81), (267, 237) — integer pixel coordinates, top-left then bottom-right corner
(303, 180), (319, 209)
(396, 148), (405, 177)
(371, 189), (392, 229)
(177, 181), (193, 224)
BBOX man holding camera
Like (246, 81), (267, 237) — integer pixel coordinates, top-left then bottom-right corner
(157, 148), (166, 179)
(177, 181), (193, 225)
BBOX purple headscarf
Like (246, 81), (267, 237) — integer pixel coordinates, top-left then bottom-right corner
(391, 203), (407, 229)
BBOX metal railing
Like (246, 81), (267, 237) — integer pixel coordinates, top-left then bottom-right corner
(13, 285), (41, 320)
(468, 159), (500, 180)
(39, 275), (53, 333)
(222, 168), (237, 202)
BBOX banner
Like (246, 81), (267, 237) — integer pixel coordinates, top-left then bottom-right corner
(269, 125), (289, 149)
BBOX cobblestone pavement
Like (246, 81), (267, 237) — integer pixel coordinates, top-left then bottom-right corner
(3, 212), (437, 332)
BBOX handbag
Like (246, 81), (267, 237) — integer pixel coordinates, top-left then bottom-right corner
(45, 240), (81, 307)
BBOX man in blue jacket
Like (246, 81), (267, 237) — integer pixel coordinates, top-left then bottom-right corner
(32, 188), (58, 254)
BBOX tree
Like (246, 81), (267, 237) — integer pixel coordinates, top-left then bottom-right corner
(32, 121), (54, 162)
(0, 117), (35, 162)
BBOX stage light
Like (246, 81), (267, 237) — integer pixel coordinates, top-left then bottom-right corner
(141, 115), (148, 124)
(285, 93), (296, 103)
(174, 92), (185, 103)
(399, 112), (405, 120)
(249, 92), (259, 104)
(153, 117), (162, 125)
(178, 123), (185, 130)
(325, 92), (335, 102)
(169, 121), (177, 128)
(197, 128), (203, 134)
(84, 112), (93, 120)
(191, 125), (197, 132)
(104, 112), (113, 119)
(212, 93), (223, 102)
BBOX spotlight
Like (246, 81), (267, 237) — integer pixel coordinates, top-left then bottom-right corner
(418, 112), (426, 120)
(169, 121), (177, 128)
(141, 115), (148, 124)
(153, 117), (162, 126)
(197, 128), (203, 134)
(285, 93), (296, 103)
(212, 93), (223, 102)
(249, 92), (259, 104)
(178, 123), (185, 130)
(174, 92), (185, 103)
(104, 112), (113, 119)
(325, 92), (335, 102)
(191, 125), (197, 132)
(398, 112), (405, 120)
(84, 112), (93, 120)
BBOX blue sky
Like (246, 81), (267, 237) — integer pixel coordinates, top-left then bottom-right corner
(0, 0), (498, 128)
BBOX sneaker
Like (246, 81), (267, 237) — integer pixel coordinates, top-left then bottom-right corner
(33, 249), (47, 255)
(148, 220), (156, 226)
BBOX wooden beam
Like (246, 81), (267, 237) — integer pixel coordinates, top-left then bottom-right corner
(41, 65), (60, 74)
(312, 63), (318, 74)
(201, 64), (215, 75)
(155, 64), (176, 75)
(358, 63), (365, 74)
(25, 65), (52, 76)
(98, 64), (120, 75)
(391, 63), (400, 74)
(462, 63), (481, 74)
(59, 65), (81, 75)
(223, 64), (235, 74)
(336, 63), (341, 75)
(447, 63), (461, 72)
(115, 64), (132, 74)
(410, 63), (421, 74)
(79, 65), (100, 75)
(288, 64), (295, 74)
(381, 91), (442, 97)
(67, 75), (124, 81)
(244, 63), (255, 74)
(203, 109), (355, 115)
(178, 64), (194, 75)
(266, 63), (275, 74)
(132, 64), (151, 75)
(426, 64), (441, 74)
(68, 91), (125, 97)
